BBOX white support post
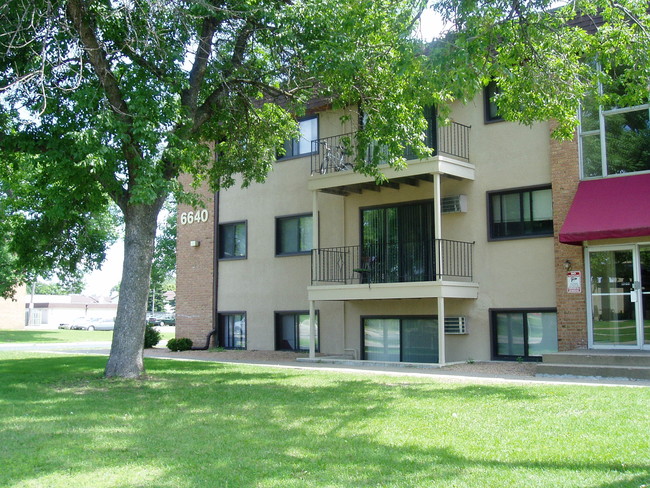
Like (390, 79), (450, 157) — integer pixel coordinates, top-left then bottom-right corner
(310, 192), (319, 360)
(312, 191), (319, 250)
(309, 300), (316, 359)
(433, 173), (442, 241)
(438, 296), (446, 366)
(434, 173), (445, 366)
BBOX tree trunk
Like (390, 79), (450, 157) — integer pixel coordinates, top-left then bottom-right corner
(105, 201), (164, 378)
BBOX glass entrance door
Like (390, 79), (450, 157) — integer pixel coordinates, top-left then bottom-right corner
(588, 246), (649, 348)
(640, 246), (650, 346)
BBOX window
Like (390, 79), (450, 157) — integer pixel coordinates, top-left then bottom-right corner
(404, 106), (437, 160)
(362, 201), (434, 283)
(275, 312), (319, 352)
(488, 186), (553, 240)
(363, 316), (438, 363)
(484, 80), (503, 122)
(218, 313), (246, 349)
(491, 309), (558, 361)
(279, 116), (318, 159)
(276, 214), (313, 255)
(579, 74), (650, 178)
(219, 221), (246, 259)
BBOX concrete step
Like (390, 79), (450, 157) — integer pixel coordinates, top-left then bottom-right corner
(542, 351), (650, 368)
(536, 362), (650, 380)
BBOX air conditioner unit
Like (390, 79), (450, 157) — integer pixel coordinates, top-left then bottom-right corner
(444, 316), (468, 334)
(441, 195), (468, 214)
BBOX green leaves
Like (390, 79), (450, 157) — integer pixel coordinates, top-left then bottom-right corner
(427, 0), (650, 139)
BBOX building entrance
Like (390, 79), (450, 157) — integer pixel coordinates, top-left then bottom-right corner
(587, 245), (650, 348)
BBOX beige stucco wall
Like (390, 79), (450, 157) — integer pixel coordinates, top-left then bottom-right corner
(210, 95), (557, 361)
(216, 108), (352, 351)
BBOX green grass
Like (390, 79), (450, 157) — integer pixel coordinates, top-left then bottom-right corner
(0, 353), (649, 488)
(0, 329), (114, 343)
(0, 329), (175, 344)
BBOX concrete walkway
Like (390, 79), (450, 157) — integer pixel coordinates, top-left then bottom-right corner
(2, 341), (650, 387)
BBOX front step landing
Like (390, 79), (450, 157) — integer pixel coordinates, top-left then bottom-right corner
(537, 350), (650, 380)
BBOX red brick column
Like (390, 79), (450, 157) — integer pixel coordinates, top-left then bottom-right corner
(550, 126), (588, 350)
(175, 175), (216, 346)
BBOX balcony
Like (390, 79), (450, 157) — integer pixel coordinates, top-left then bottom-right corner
(308, 239), (479, 301)
(308, 122), (474, 194)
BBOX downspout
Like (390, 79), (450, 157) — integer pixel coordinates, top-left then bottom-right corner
(192, 190), (220, 350)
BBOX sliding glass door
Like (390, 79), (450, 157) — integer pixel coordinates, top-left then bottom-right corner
(361, 201), (434, 283)
(363, 317), (438, 363)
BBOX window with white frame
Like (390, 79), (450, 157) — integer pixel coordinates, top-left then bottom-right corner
(580, 77), (650, 178)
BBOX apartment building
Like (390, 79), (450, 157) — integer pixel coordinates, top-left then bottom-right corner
(176, 88), (564, 364)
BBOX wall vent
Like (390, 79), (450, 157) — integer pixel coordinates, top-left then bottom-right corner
(441, 195), (468, 214)
(444, 316), (468, 334)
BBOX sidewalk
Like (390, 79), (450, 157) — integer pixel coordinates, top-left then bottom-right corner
(4, 342), (650, 387)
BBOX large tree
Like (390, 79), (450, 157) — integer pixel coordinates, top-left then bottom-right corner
(1, 0), (648, 378)
(0, 0), (432, 377)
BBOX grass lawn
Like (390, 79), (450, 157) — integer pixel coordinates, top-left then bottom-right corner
(0, 329), (175, 343)
(0, 352), (648, 488)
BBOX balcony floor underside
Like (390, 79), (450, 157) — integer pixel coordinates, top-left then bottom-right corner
(307, 280), (479, 301)
(308, 156), (475, 195)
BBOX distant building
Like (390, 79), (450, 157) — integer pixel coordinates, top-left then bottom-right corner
(25, 294), (118, 327)
(0, 286), (27, 330)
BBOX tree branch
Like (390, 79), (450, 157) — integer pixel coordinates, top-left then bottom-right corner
(65, 0), (130, 124)
(118, 42), (171, 83)
(180, 16), (220, 115)
(230, 77), (319, 99)
(191, 22), (256, 132)
(65, 0), (140, 203)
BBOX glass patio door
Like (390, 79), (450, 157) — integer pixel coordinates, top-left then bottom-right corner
(588, 246), (649, 348)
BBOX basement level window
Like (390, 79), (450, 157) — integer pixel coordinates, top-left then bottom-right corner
(491, 309), (558, 361)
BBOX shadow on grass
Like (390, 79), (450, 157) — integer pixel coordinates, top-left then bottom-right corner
(0, 355), (648, 488)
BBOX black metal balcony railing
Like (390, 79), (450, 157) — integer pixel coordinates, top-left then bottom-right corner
(310, 122), (471, 175)
(311, 239), (474, 285)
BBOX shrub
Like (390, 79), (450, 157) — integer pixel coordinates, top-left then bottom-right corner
(144, 322), (161, 348)
(167, 337), (193, 351)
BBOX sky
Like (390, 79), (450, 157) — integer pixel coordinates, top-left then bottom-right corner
(81, 7), (445, 297)
(84, 242), (124, 297)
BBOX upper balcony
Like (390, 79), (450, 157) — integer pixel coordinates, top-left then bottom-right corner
(308, 121), (474, 195)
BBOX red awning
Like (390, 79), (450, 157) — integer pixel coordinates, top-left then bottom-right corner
(559, 173), (650, 245)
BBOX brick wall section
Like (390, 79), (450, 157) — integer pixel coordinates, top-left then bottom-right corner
(550, 125), (588, 350)
(175, 175), (216, 347)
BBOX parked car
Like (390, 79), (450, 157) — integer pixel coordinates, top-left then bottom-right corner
(70, 317), (113, 331)
(88, 319), (115, 331)
(147, 314), (175, 327)
(60, 317), (94, 330)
